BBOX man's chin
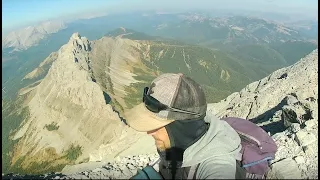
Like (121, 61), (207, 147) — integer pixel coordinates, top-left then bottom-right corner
(156, 146), (167, 152)
(156, 147), (164, 152)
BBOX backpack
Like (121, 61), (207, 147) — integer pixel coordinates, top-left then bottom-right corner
(221, 117), (278, 179)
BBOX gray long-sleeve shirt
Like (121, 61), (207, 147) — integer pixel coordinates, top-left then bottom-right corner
(181, 112), (242, 179)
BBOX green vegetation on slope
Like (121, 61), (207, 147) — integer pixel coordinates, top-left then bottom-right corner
(270, 41), (317, 65)
(9, 154), (67, 175)
(2, 98), (30, 174)
(64, 144), (83, 161)
(217, 42), (316, 79)
(6, 141), (83, 174)
(123, 67), (157, 109)
(44, 122), (60, 131)
(139, 42), (257, 103)
(121, 38), (316, 107)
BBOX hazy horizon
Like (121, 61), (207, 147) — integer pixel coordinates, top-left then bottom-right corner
(3, 0), (318, 33)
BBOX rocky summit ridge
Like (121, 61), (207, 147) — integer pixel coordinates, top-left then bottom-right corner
(9, 32), (156, 173)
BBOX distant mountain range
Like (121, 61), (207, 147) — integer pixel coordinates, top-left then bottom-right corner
(150, 15), (304, 44)
(284, 20), (318, 39)
(2, 21), (66, 51)
(2, 13), (317, 52)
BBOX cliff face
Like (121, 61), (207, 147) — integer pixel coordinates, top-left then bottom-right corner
(11, 33), (156, 172)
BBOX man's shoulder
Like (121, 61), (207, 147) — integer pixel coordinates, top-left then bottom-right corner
(196, 155), (238, 179)
(200, 153), (237, 167)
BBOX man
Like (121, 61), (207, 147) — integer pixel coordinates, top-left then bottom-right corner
(124, 73), (244, 179)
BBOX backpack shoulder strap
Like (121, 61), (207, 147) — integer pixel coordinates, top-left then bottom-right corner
(235, 160), (247, 179)
(186, 160), (247, 179)
(187, 164), (200, 179)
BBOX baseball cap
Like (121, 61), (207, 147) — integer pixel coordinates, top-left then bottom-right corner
(124, 73), (207, 132)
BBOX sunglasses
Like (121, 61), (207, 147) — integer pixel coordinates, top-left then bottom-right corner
(143, 87), (201, 116)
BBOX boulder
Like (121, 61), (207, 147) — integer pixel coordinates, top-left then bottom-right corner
(295, 131), (316, 147)
(304, 119), (317, 130)
(289, 123), (301, 133)
(269, 158), (302, 179)
(294, 156), (305, 164)
(282, 105), (304, 128)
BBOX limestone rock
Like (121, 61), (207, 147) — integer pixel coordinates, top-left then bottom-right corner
(289, 123), (301, 133)
(295, 131), (316, 147)
(294, 156), (305, 164)
(305, 119), (317, 130)
(282, 105), (303, 127)
(269, 158), (302, 179)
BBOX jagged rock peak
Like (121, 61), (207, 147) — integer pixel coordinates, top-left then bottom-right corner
(68, 32), (90, 52)
(69, 32), (89, 43)
(70, 32), (82, 40)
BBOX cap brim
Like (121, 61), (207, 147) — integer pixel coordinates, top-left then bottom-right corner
(124, 103), (174, 132)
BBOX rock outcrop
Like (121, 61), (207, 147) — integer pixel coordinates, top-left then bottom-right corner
(208, 49), (318, 122)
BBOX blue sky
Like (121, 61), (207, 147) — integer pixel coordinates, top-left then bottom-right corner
(3, 0), (318, 31)
(2, 0), (119, 30)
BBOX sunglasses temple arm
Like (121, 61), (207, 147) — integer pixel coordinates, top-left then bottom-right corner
(168, 107), (201, 116)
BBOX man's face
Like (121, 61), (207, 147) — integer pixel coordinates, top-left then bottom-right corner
(147, 126), (171, 152)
